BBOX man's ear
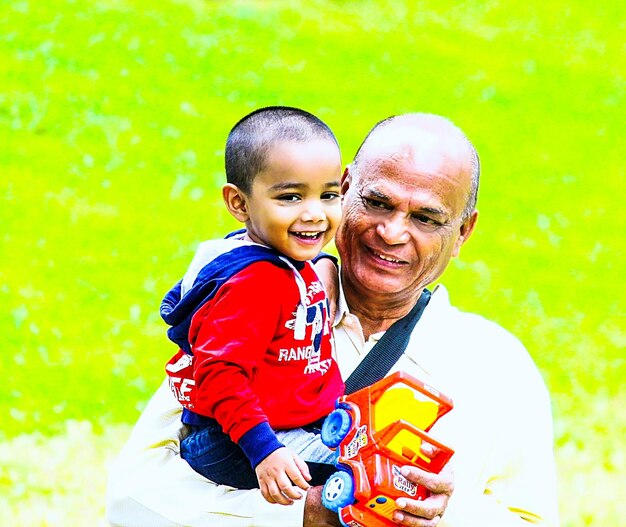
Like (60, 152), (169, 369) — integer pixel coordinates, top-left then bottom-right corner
(222, 183), (249, 222)
(340, 165), (352, 196)
(452, 210), (479, 258)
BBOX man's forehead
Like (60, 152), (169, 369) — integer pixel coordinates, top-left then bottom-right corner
(357, 123), (472, 184)
(361, 124), (460, 161)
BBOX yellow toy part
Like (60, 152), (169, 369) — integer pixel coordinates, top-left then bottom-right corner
(374, 385), (439, 461)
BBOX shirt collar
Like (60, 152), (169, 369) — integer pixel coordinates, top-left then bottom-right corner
(333, 269), (384, 343)
(335, 279), (449, 346)
(333, 268), (351, 329)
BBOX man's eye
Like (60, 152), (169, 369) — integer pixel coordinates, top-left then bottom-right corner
(363, 197), (389, 210)
(322, 192), (340, 201)
(277, 194), (300, 202)
(413, 214), (439, 226)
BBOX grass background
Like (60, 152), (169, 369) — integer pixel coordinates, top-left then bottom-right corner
(1, 0), (624, 525)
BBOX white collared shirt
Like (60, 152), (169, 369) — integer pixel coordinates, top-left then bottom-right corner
(106, 284), (559, 527)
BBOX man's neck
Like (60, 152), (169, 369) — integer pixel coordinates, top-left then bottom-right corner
(342, 278), (424, 340)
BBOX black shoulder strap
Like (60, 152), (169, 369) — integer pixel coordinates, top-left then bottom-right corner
(344, 289), (432, 395)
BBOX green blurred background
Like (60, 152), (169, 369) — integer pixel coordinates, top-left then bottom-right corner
(1, 0), (623, 525)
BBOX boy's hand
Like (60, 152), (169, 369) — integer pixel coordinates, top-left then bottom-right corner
(255, 447), (312, 505)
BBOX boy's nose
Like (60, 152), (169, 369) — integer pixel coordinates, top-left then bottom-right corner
(301, 200), (325, 222)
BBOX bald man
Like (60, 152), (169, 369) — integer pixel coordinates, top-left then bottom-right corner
(107, 114), (559, 527)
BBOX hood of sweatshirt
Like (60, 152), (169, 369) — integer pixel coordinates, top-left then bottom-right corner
(160, 231), (304, 354)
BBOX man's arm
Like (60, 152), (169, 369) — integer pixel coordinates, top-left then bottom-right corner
(305, 408), (556, 527)
(300, 354), (558, 527)
(435, 343), (558, 527)
(400, 291), (560, 527)
(303, 487), (342, 527)
(442, 372), (559, 527)
(106, 379), (306, 527)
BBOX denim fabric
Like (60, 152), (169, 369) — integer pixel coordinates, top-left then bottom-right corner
(181, 420), (336, 489)
(181, 420), (259, 489)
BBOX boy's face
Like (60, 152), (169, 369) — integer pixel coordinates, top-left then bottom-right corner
(242, 139), (342, 261)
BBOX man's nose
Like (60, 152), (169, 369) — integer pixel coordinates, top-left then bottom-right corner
(376, 214), (410, 245)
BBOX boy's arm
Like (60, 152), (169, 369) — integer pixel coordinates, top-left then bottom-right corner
(190, 263), (290, 455)
(107, 262), (316, 525)
(106, 379), (307, 527)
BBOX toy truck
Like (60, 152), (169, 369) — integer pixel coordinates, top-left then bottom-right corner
(320, 371), (454, 527)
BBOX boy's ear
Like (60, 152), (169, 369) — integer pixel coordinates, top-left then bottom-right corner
(222, 183), (249, 222)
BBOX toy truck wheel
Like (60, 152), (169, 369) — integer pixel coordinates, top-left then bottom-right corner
(321, 409), (351, 448)
(322, 471), (355, 512)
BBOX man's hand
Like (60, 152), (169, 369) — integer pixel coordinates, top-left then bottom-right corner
(302, 465), (452, 526)
(393, 464), (454, 526)
(255, 447), (311, 505)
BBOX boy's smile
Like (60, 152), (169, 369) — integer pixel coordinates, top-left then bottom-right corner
(228, 139), (343, 261)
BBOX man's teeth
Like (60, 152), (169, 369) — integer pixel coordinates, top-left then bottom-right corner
(375, 251), (401, 263)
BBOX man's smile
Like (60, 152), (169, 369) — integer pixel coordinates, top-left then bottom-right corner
(366, 246), (408, 266)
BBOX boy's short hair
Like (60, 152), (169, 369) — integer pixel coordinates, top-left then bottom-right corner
(225, 106), (339, 193)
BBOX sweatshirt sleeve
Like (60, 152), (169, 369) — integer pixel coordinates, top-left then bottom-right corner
(189, 262), (289, 457)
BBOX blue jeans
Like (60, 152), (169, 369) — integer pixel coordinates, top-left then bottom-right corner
(181, 419), (336, 489)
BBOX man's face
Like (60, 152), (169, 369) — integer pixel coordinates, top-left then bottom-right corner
(335, 140), (477, 301)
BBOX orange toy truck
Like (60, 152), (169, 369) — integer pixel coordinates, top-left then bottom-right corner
(320, 371), (454, 527)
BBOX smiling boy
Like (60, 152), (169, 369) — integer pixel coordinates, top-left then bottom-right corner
(160, 107), (344, 506)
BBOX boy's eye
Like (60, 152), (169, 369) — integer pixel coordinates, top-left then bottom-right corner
(277, 194), (301, 202)
(321, 191), (340, 201)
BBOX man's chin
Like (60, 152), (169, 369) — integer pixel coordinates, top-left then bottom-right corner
(352, 272), (408, 297)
